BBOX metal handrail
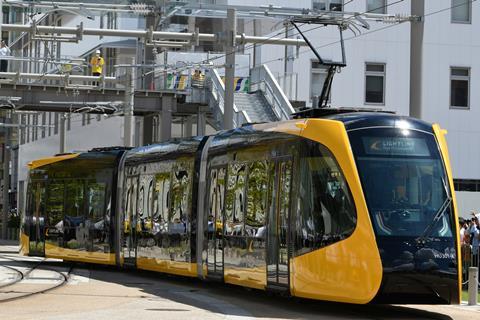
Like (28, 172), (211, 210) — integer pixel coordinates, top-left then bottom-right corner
(207, 68), (251, 128)
(250, 65), (295, 121)
(263, 80), (291, 120)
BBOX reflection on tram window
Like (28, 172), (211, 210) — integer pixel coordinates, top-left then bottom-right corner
(278, 161), (292, 246)
(27, 182), (46, 253)
(88, 182), (107, 252)
(296, 143), (356, 255)
(168, 160), (194, 262)
(47, 182), (65, 228)
(246, 161), (269, 238)
(65, 181), (85, 217)
(170, 162), (193, 234)
(138, 185), (144, 226)
(226, 162), (247, 236)
(207, 167), (225, 237)
(147, 178), (153, 226)
(64, 180), (86, 249)
(153, 171), (170, 234)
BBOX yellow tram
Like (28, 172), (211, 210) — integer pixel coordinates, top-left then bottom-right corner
(20, 109), (461, 304)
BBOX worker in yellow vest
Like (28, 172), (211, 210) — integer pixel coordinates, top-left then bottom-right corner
(90, 49), (104, 85)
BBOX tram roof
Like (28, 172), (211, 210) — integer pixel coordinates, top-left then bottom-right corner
(28, 148), (128, 170)
(124, 137), (204, 164)
(292, 107), (434, 133)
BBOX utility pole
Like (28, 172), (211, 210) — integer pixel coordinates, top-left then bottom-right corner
(124, 57), (135, 147)
(0, 0), (3, 42)
(410, 0), (424, 118)
(59, 113), (66, 153)
(1, 114), (9, 239)
(224, 8), (236, 130)
(142, 14), (156, 145)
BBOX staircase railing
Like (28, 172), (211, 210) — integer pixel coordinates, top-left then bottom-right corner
(250, 65), (295, 121)
(206, 68), (251, 129)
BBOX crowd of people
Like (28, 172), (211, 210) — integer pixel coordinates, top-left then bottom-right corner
(460, 211), (480, 268)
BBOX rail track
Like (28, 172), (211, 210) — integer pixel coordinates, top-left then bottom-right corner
(0, 254), (73, 302)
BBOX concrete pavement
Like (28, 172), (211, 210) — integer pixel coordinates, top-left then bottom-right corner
(0, 242), (479, 320)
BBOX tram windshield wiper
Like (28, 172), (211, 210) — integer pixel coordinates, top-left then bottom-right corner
(416, 177), (452, 243)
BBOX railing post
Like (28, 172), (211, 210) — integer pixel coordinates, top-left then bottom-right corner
(468, 267), (478, 306)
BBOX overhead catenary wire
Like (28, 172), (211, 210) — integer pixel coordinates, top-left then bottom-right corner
(134, 0), (407, 80)
(235, 0), (477, 72)
(13, 0), (478, 120)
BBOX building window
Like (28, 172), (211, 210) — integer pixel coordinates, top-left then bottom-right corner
(82, 114), (86, 126)
(67, 114), (71, 131)
(367, 0), (387, 14)
(54, 113), (59, 135)
(41, 112), (46, 138)
(20, 115), (25, 145)
(48, 112), (52, 136)
(365, 63), (386, 105)
(451, 0), (471, 23)
(312, 0), (343, 11)
(454, 179), (480, 192)
(450, 67), (469, 109)
(26, 115), (30, 143)
(33, 114), (38, 141)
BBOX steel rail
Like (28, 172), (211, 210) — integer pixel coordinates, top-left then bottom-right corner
(0, 255), (73, 303)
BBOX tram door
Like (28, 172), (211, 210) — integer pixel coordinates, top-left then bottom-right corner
(123, 175), (139, 266)
(267, 159), (292, 289)
(27, 181), (46, 256)
(206, 167), (226, 279)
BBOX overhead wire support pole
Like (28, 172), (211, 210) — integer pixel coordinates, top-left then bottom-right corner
(124, 58), (135, 147)
(0, 0), (5, 240)
(2, 114), (9, 240)
(224, 8), (236, 130)
(59, 113), (66, 154)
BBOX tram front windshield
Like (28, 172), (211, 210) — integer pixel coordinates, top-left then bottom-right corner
(349, 128), (453, 238)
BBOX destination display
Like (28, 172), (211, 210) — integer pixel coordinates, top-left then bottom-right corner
(362, 136), (430, 156)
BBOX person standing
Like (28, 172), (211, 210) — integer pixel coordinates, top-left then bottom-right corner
(0, 41), (11, 73)
(90, 49), (104, 85)
(470, 216), (480, 267)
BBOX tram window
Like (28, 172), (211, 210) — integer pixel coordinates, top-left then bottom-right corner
(65, 180), (85, 218)
(153, 172), (170, 233)
(170, 161), (193, 234)
(147, 178), (154, 220)
(138, 185), (145, 220)
(226, 162), (247, 236)
(246, 161), (269, 237)
(208, 167), (226, 238)
(46, 182), (65, 227)
(295, 142), (356, 255)
(87, 182), (106, 221)
(138, 175), (153, 232)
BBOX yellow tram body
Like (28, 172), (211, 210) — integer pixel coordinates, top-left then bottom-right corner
(20, 111), (461, 304)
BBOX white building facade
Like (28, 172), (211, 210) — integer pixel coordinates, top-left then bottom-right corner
(250, 0), (479, 218)
(14, 0), (480, 218)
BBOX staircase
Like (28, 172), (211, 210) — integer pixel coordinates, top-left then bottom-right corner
(234, 91), (277, 123)
(198, 65), (295, 130)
